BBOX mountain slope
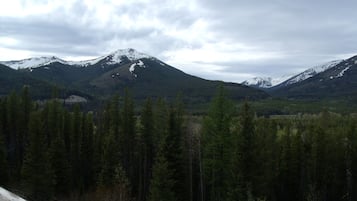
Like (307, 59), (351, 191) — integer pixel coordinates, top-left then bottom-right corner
(274, 60), (342, 88)
(270, 56), (357, 99)
(90, 58), (266, 100)
(0, 64), (57, 98)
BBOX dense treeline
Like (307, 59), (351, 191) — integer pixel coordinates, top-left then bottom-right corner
(0, 86), (357, 201)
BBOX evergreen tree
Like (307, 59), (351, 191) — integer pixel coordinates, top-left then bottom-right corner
(80, 112), (95, 192)
(138, 98), (155, 201)
(6, 92), (21, 179)
(18, 86), (32, 171)
(202, 85), (234, 201)
(227, 101), (256, 201)
(50, 130), (71, 196)
(109, 95), (120, 139)
(253, 118), (278, 200)
(121, 89), (136, 191)
(153, 98), (169, 152)
(0, 116), (9, 185)
(148, 146), (176, 201)
(100, 130), (121, 187)
(70, 104), (83, 191)
(22, 112), (53, 201)
(165, 102), (187, 201)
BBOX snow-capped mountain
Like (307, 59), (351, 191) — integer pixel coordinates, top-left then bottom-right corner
(0, 48), (152, 69)
(242, 60), (343, 89)
(1, 56), (66, 69)
(241, 77), (274, 88)
(242, 74), (294, 89)
(271, 55), (357, 99)
(0, 187), (26, 201)
(277, 60), (343, 87)
(67, 48), (152, 67)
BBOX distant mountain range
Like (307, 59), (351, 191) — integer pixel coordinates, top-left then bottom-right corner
(0, 48), (267, 104)
(242, 60), (343, 89)
(241, 57), (357, 100)
(2, 49), (357, 103)
(270, 56), (357, 99)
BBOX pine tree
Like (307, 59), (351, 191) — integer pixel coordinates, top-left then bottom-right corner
(153, 98), (169, 152)
(251, 118), (278, 200)
(148, 146), (176, 201)
(50, 130), (71, 196)
(165, 102), (187, 201)
(121, 89), (136, 191)
(0, 115), (9, 185)
(22, 112), (53, 201)
(138, 98), (155, 201)
(202, 85), (234, 201)
(18, 86), (32, 171)
(231, 101), (256, 200)
(100, 130), (121, 187)
(6, 92), (21, 179)
(70, 104), (83, 191)
(80, 112), (95, 192)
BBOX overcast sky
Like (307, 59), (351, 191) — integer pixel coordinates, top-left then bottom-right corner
(1, 0), (357, 82)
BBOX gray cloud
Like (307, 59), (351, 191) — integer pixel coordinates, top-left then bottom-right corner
(0, 0), (356, 82)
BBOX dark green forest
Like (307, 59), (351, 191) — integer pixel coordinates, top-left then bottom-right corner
(1, 86), (357, 201)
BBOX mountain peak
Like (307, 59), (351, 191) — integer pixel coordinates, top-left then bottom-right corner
(108, 48), (152, 62)
(242, 74), (295, 89)
(242, 77), (273, 88)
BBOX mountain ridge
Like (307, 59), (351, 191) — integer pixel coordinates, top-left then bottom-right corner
(0, 48), (268, 104)
(270, 55), (357, 99)
(0, 48), (152, 69)
(242, 60), (343, 89)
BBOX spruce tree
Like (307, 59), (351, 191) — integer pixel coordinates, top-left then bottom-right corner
(0, 117), (9, 185)
(121, 89), (136, 190)
(50, 130), (71, 196)
(232, 101), (256, 200)
(148, 145), (176, 201)
(202, 85), (234, 201)
(6, 92), (21, 179)
(70, 104), (83, 191)
(165, 103), (187, 201)
(138, 98), (155, 201)
(18, 86), (32, 171)
(22, 112), (53, 201)
(80, 112), (95, 192)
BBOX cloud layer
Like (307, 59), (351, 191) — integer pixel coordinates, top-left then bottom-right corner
(1, 0), (357, 82)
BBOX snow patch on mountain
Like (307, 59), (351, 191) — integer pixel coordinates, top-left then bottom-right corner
(129, 60), (146, 77)
(0, 187), (26, 201)
(281, 60), (343, 86)
(0, 48), (152, 69)
(337, 66), (350, 77)
(67, 56), (107, 67)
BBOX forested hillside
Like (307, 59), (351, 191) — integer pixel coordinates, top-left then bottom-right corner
(1, 86), (356, 201)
